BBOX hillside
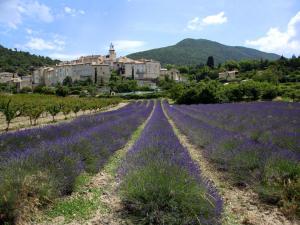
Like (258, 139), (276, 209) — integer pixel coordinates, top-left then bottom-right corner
(0, 45), (60, 76)
(127, 38), (280, 66)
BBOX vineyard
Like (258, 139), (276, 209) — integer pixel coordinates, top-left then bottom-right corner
(0, 99), (299, 225)
(0, 94), (122, 132)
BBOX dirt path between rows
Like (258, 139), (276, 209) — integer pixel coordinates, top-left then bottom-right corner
(35, 101), (156, 225)
(161, 102), (299, 225)
(0, 102), (128, 134)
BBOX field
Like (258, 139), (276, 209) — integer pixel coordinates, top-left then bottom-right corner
(0, 99), (299, 225)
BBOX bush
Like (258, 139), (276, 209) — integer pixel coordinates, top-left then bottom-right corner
(41, 87), (56, 95)
(261, 83), (278, 100)
(177, 87), (199, 104)
(176, 80), (220, 104)
(33, 85), (44, 94)
(120, 162), (213, 225)
(20, 86), (32, 93)
(172, 80), (283, 104)
(121, 92), (165, 100)
(56, 86), (70, 97)
(258, 158), (300, 216)
(240, 81), (261, 101)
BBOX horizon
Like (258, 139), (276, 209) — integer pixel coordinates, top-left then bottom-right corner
(0, 0), (299, 60)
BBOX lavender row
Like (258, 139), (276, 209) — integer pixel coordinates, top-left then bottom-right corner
(0, 101), (144, 153)
(0, 100), (154, 224)
(164, 101), (300, 217)
(174, 102), (300, 153)
(118, 100), (222, 224)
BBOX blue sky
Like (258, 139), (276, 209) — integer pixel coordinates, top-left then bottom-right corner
(0, 0), (299, 60)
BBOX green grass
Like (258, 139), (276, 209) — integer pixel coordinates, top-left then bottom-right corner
(46, 188), (105, 222)
(73, 173), (92, 192)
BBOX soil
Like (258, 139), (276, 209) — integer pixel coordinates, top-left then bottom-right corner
(162, 103), (299, 225)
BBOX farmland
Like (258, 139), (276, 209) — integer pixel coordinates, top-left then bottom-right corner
(0, 99), (299, 225)
(0, 94), (122, 132)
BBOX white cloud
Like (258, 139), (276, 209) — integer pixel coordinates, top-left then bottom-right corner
(113, 40), (146, 51)
(25, 28), (32, 34)
(23, 1), (53, 23)
(0, 0), (53, 28)
(79, 10), (85, 15)
(0, 0), (23, 28)
(245, 11), (300, 56)
(64, 6), (72, 14)
(187, 17), (202, 30)
(202, 12), (227, 25)
(19, 36), (65, 51)
(187, 11), (228, 31)
(64, 6), (85, 16)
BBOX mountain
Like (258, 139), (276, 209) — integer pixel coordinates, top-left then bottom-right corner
(0, 45), (60, 76)
(127, 38), (280, 66)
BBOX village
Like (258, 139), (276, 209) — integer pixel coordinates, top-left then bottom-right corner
(0, 44), (189, 92)
(0, 44), (241, 93)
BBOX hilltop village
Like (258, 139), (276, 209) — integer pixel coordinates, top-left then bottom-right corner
(32, 44), (182, 88)
(0, 44), (184, 92)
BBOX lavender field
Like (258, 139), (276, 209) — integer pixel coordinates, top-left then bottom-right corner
(164, 101), (300, 219)
(0, 99), (299, 225)
(0, 101), (153, 224)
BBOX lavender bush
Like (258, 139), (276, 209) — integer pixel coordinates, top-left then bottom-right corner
(164, 101), (300, 218)
(0, 100), (153, 224)
(119, 100), (222, 225)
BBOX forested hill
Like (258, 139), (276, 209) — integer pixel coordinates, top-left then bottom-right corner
(127, 38), (280, 66)
(0, 45), (60, 76)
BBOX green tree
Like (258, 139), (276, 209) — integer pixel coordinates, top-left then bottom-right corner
(0, 99), (22, 131)
(63, 76), (73, 87)
(56, 86), (70, 97)
(206, 56), (214, 69)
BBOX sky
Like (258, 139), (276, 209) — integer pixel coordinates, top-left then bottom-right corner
(0, 0), (299, 60)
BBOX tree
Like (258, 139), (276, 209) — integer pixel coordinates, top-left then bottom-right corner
(46, 104), (61, 122)
(56, 86), (70, 97)
(0, 99), (22, 131)
(206, 56), (214, 69)
(63, 76), (73, 87)
(225, 60), (240, 71)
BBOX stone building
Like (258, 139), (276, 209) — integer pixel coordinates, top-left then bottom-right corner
(160, 68), (185, 81)
(218, 70), (238, 81)
(0, 72), (32, 91)
(33, 44), (161, 87)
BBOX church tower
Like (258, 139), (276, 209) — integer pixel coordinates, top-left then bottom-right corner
(109, 43), (116, 61)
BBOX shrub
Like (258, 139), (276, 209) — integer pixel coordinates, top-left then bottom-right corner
(120, 162), (213, 225)
(240, 81), (262, 100)
(56, 86), (70, 97)
(258, 158), (300, 216)
(0, 162), (57, 224)
(33, 85), (44, 93)
(261, 83), (279, 100)
(41, 86), (56, 95)
(20, 86), (32, 93)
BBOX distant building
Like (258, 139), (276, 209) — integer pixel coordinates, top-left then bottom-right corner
(0, 72), (20, 83)
(218, 70), (238, 81)
(0, 72), (32, 91)
(160, 68), (185, 81)
(33, 44), (161, 87)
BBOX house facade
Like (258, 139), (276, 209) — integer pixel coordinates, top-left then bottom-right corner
(33, 44), (161, 87)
